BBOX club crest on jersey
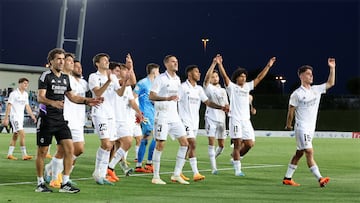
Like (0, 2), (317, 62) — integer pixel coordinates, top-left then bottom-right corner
(63, 79), (67, 85)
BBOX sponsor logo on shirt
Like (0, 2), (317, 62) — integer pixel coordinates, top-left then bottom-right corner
(52, 85), (67, 94)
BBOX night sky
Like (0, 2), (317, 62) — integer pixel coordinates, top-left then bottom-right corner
(0, 0), (359, 94)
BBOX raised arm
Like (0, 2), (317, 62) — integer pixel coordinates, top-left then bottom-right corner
(253, 57), (276, 87)
(326, 58), (336, 90)
(126, 53), (137, 85)
(203, 56), (218, 87)
(216, 55), (230, 87)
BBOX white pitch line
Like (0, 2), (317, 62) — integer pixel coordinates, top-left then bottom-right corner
(0, 163), (283, 186)
(158, 158), (282, 166)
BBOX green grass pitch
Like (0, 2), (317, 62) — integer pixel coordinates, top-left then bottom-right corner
(0, 133), (359, 203)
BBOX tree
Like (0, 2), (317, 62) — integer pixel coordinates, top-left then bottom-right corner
(346, 77), (360, 95)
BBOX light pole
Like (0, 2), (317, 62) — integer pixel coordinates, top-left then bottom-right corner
(57, 0), (87, 62)
(275, 76), (286, 94)
(201, 38), (209, 53)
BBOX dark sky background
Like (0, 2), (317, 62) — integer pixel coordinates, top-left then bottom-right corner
(0, 0), (359, 95)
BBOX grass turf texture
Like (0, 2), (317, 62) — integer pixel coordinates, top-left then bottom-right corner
(0, 133), (359, 203)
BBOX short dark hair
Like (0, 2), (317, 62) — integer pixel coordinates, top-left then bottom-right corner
(146, 63), (160, 74)
(109, 61), (127, 70)
(119, 63), (128, 69)
(185, 65), (198, 75)
(92, 53), (110, 68)
(18, 78), (29, 83)
(65, 52), (75, 59)
(298, 65), (313, 76)
(231, 67), (248, 83)
(109, 61), (121, 70)
(163, 55), (175, 64)
(74, 59), (80, 63)
(47, 48), (65, 63)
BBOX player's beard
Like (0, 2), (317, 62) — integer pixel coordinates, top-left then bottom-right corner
(212, 81), (219, 86)
(73, 72), (82, 78)
(54, 65), (62, 73)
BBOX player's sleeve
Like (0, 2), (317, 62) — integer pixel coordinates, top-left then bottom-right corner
(25, 92), (29, 105)
(313, 83), (327, 94)
(222, 88), (229, 105)
(65, 75), (72, 92)
(133, 81), (142, 95)
(7, 92), (15, 104)
(82, 80), (89, 92)
(178, 83), (186, 101)
(128, 87), (135, 100)
(38, 71), (48, 90)
(89, 73), (107, 90)
(204, 84), (214, 97)
(289, 92), (298, 107)
(247, 81), (254, 91)
(88, 73), (98, 91)
(199, 86), (209, 102)
(150, 76), (161, 94)
(110, 74), (120, 90)
(225, 81), (234, 97)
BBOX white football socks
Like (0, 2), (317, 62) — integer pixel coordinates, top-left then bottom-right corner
(8, 146), (15, 156)
(208, 145), (217, 171)
(20, 146), (27, 156)
(310, 165), (322, 180)
(173, 146), (188, 177)
(189, 157), (199, 175)
(285, 164), (298, 179)
(109, 148), (125, 169)
(152, 149), (162, 179)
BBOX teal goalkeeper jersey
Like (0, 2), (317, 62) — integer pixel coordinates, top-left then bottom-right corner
(134, 77), (155, 121)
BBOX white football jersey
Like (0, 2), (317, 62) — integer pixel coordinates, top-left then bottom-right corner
(151, 71), (181, 123)
(290, 83), (326, 132)
(178, 80), (208, 130)
(226, 81), (254, 121)
(88, 71), (120, 119)
(204, 83), (228, 123)
(114, 86), (134, 122)
(64, 75), (88, 128)
(7, 88), (29, 121)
